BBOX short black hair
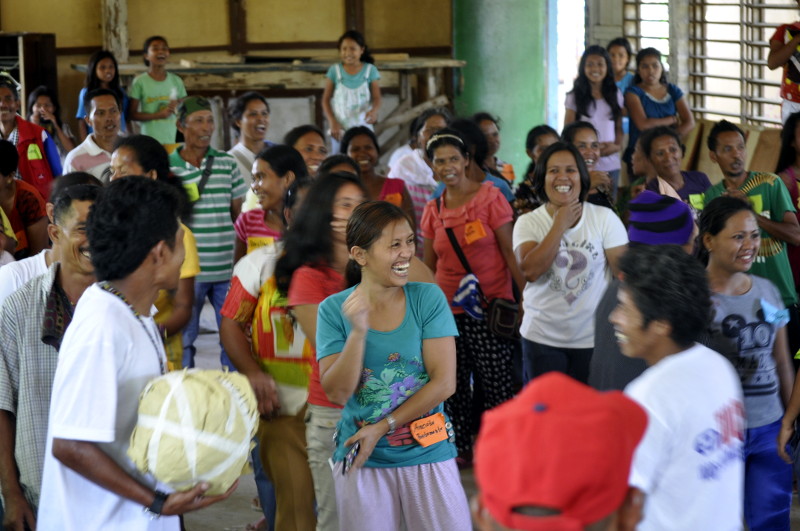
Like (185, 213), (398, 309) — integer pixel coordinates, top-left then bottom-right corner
(607, 37), (633, 60)
(283, 124), (325, 148)
(229, 91), (270, 133)
(618, 245), (711, 348)
(84, 87), (121, 114)
(472, 111), (500, 129)
(52, 184), (101, 225)
(50, 172), (103, 211)
(425, 127), (469, 160)
(525, 124), (559, 151)
(317, 154), (360, 178)
(340, 125), (380, 155)
(87, 176), (180, 281)
(531, 142), (592, 204)
(561, 120), (598, 145)
(639, 126), (683, 159)
(707, 120), (745, 152)
(416, 107), (452, 135)
(142, 35), (168, 67)
(0, 140), (19, 176)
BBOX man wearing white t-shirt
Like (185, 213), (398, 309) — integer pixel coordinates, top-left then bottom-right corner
(610, 245), (745, 531)
(37, 177), (236, 530)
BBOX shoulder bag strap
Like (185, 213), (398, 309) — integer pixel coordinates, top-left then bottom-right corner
(196, 155), (215, 199)
(436, 197), (473, 275)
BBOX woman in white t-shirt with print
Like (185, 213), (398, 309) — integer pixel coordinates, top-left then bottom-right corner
(512, 142), (627, 384)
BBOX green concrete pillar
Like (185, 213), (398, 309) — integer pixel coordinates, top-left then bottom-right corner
(453, 0), (551, 183)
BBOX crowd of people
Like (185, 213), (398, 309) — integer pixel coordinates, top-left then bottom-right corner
(5, 25), (800, 531)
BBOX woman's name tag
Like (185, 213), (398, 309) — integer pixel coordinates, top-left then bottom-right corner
(464, 220), (487, 244)
(410, 412), (448, 447)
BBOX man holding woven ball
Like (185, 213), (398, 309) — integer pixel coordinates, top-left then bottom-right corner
(37, 177), (236, 530)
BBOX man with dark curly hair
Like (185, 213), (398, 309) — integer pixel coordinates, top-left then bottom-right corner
(610, 245), (745, 530)
(37, 177), (235, 530)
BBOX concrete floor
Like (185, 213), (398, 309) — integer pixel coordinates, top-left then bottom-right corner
(184, 303), (800, 531)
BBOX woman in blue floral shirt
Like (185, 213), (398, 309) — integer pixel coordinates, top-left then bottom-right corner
(316, 201), (470, 530)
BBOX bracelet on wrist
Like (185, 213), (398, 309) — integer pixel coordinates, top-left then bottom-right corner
(385, 414), (397, 435)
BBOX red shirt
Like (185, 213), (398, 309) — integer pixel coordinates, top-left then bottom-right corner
(420, 182), (514, 313)
(771, 22), (800, 102)
(288, 265), (345, 409)
(379, 177), (406, 207)
(9, 179), (46, 260)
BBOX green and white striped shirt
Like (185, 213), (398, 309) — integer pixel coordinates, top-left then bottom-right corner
(170, 147), (246, 283)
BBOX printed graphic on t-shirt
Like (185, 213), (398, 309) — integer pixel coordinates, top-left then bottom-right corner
(545, 241), (599, 305)
(692, 399), (745, 480)
(357, 353), (428, 422)
(717, 313), (778, 397)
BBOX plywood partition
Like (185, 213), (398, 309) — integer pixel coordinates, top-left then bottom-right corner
(247, 1), (345, 45)
(681, 119), (703, 172)
(693, 119), (724, 184)
(364, 0), (452, 50)
(745, 127), (781, 175)
(128, 0), (230, 49)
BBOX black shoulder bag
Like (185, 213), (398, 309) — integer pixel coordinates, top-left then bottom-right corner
(436, 197), (521, 340)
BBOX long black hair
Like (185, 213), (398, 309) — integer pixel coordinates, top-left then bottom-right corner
(26, 86), (65, 129)
(84, 50), (124, 97)
(275, 172), (367, 295)
(338, 30), (374, 64)
(568, 45), (621, 121)
(777, 111), (800, 174)
(633, 47), (668, 85)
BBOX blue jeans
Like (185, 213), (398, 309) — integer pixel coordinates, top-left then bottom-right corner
(744, 419), (792, 531)
(182, 280), (233, 370)
(521, 338), (592, 384)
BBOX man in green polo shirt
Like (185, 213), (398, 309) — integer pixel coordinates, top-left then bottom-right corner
(169, 96), (246, 370)
(703, 119), (800, 353)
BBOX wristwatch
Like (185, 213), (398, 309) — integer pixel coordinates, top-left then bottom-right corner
(144, 490), (169, 519)
(386, 414), (397, 435)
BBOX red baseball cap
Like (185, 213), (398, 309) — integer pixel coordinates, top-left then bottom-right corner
(474, 372), (647, 530)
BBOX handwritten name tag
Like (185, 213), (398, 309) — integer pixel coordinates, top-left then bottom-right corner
(410, 412), (448, 447)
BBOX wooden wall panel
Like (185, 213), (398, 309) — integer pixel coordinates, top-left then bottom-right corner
(247, 0), (346, 43)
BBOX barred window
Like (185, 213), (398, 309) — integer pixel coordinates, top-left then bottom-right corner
(622, 0), (799, 127)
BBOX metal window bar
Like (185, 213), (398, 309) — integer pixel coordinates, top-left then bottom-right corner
(687, 0), (799, 128)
